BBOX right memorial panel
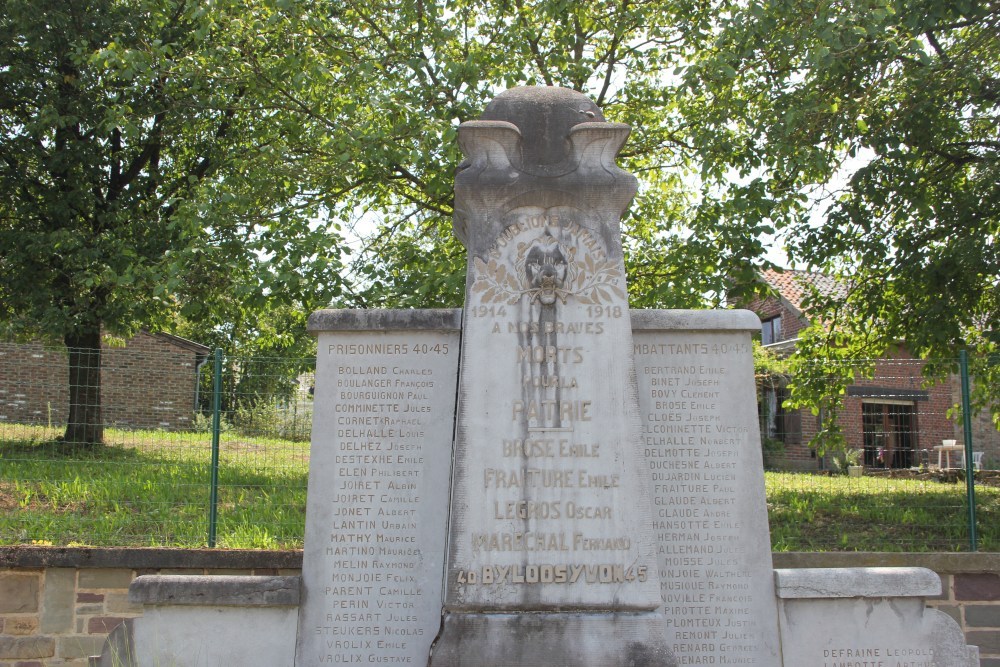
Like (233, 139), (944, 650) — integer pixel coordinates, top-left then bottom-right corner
(632, 310), (783, 667)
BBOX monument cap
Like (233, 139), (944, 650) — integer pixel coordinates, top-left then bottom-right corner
(480, 86), (606, 165)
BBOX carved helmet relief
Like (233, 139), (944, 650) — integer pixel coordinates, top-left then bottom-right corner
(470, 207), (625, 307)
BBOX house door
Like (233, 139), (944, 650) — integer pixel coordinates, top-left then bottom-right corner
(862, 402), (917, 468)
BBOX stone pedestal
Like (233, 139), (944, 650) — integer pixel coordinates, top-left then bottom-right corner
(428, 86), (674, 666)
(91, 575), (299, 667)
(775, 567), (980, 666)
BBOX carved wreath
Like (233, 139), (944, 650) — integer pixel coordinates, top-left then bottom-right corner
(471, 238), (626, 306)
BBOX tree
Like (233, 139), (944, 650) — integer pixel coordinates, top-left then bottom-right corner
(224, 0), (768, 311)
(0, 0), (346, 445)
(678, 0), (1000, 430)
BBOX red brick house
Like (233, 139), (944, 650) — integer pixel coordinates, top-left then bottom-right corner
(746, 269), (999, 471)
(0, 331), (209, 432)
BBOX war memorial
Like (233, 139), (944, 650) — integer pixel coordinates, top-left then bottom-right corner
(96, 87), (980, 667)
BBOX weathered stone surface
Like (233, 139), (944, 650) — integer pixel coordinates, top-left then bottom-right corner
(431, 85), (673, 666)
(3, 617), (39, 636)
(774, 566), (941, 599)
(0, 546), (303, 570)
(932, 602), (964, 625)
(633, 311), (781, 666)
(630, 308), (760, 332)
(57, 635), (107, 660)
(77, 569), (133, 590)
(776, 571), (979, 667)
(90, 618), (134, 667)
(94, 604), (297, 667)
(0, 572), (40, 613)
(86, 617), (127, 634)
(142, 606), (296, 665)
(429, 612), (676, 666)
(129, 574), (299, 607)
(0, 636), (54, 660)
(103, 591), (143, 615)
(968, 604), (1000, 627)
(40, 568), (75, 633)
(294, 312), (461, 666)
(307, 307), (462, 332)
(958, 574), (1000, 601)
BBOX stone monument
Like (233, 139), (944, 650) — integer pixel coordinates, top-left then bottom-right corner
(94, 86), (980, 667)
(427, 86), (675, 666)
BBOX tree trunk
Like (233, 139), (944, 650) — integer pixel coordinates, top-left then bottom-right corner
(64, 328), (104, 446)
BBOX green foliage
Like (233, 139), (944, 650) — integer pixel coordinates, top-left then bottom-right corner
(828, 448), (864, 475)
(2, 0), (996, 439)
(754, 341), (792, 380)
(0, 0), (347, 442)
(231, 397), (312, 442)
(683, 0), (999, 421)
(0, 0), (347, 338)
(225, 0), (772, 310)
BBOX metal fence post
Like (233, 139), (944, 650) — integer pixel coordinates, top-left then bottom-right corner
(208, 348), (222, 547)
(960, 350), (977, 552)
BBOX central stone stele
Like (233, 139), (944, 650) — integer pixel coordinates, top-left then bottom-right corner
(428, 87), (676, 666)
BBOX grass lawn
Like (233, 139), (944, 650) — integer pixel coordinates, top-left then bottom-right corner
(766, 472), (1000, 552)
(2, 424), (996, 551)
(0, 424), (308, 549)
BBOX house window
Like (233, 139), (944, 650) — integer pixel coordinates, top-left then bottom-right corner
(761, 315), (782, 345)
(761, 387), (784, 441)
(760, 386), (801, 445)
(862, 402), (917, 469)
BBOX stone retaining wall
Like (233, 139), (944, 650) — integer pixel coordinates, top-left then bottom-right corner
(0, 549), (300, 667)
(1, 548), (999, 666)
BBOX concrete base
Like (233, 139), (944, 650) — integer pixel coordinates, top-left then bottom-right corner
(94, 568), (983, 666)
(774, 567), (980, 667)
(90, 575), (298, 667)
(428, 611), (677, 667)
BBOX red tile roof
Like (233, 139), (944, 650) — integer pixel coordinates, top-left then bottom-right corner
(762, 268), (848, 315)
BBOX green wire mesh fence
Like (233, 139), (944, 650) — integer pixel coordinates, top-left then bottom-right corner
(0, 338), (310, 549)
(1, 338), (997, 551)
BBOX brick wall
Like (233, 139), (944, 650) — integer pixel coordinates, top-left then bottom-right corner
(2, 548), (1000, 667)
(745, 293), (1000, 471)
(953, 380), (1000, 469)
(0, 333), (207, 432)
(767, 351), (1000, 471)
(742, 294), (808, 342)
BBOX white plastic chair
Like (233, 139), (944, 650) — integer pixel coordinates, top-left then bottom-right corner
(956, 450), (985, 471)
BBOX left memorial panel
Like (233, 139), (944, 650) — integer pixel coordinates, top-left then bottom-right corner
(295, 309), (463, 667)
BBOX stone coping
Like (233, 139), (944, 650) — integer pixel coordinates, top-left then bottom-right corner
(771, 551), (1000, 572)
(129, 574), (300, 607)
(630, 308), (761, 332)
(308, 308), (463, 332)
(774, 567), (941, 599)
(306, 307), (761, 334)
(0, 546), (303, 569)
(5, 547), (1000, 573)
